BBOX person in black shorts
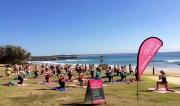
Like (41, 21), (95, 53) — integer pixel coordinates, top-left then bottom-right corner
(67, 68), (73, 81)
(120, 66), (127, 81)
(17, 74), (24, 85)
(58, 73), (65, 90)
(44, 68), (51, 83)
(156, 70), (171, 91)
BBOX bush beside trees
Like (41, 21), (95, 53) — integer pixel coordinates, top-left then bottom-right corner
(0, 45), (31, 65)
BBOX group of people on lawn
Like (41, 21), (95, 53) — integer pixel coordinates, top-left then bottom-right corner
(4, 63), (170, 91)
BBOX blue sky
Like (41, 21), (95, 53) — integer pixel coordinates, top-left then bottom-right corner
(0, 0), (180, 56)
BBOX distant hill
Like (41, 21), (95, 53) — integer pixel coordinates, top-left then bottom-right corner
(31, 55), (79, 61)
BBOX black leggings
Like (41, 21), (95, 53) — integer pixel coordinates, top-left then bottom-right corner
(116, 72), (120, 76)
(120, 76), (126, 81)
(90, 71), (94, 78)
(59, 81), (65, 90)
(34, 71), (38, 78)
(45, 76), (50, 83)
(68, 74), (72, 80)
(18, 76), (24, 85)
(108, 76), (113, 82)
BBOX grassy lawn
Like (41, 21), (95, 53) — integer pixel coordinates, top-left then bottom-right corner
(0, 67), (180, 106)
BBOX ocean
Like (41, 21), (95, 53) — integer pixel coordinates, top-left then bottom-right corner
(31, 52), (180, 70)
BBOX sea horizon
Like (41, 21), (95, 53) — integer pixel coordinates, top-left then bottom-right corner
(32, 51), (180, 56)
(31, 51), (180, 71)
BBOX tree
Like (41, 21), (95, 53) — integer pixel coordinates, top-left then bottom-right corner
(0, 45), (31, 65)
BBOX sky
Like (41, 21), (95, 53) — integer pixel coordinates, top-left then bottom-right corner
(0, 0), (180, 56)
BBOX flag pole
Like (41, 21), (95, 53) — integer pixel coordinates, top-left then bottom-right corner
(137, 42), (140, 101)
(136, 65), (139, 101)
(136, 37), (147, 101)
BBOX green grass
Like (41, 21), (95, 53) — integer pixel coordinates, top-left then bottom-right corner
(0, 67), (180, 106)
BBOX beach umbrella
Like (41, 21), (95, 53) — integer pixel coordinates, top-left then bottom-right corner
(136, 37), (163, 99)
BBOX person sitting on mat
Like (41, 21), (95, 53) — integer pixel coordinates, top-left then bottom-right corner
(156, 70), (172, 91)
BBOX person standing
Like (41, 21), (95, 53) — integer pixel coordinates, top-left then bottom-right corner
(107, 67), (113, 82)
(41, 64), (45, 75)
(95, 67), (101, 80)
(17, 71), (24, 85)
(79, 71), (84, 86)
(58, 73), (65, 91)
(27, 64), (32, 77)
(90, 67), (95, 79)
(129, 64), (133, 75)
(120, 66), (127, 81)
(34, 65), (39, 78)
(5, 65), (11, 76)
(44, 68), (51, 83)
(14, 64), (19, 75)
(67, 68), (73, 81)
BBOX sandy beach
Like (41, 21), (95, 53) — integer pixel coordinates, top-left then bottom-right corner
(144, 68), (180, 85)
(147, 75), (180, 85)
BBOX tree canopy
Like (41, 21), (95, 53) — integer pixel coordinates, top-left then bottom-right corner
(0, 45), (31, 65)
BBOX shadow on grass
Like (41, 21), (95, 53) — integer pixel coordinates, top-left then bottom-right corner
(1, 84), (9, 86)
(140, 90), (154, 93)
(35, 87), (61, 91)
(35, 86), (74, 91)
(61, 102), (94, 106)
(171, 87), (180, 89)
(35, 88), (52, 91)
